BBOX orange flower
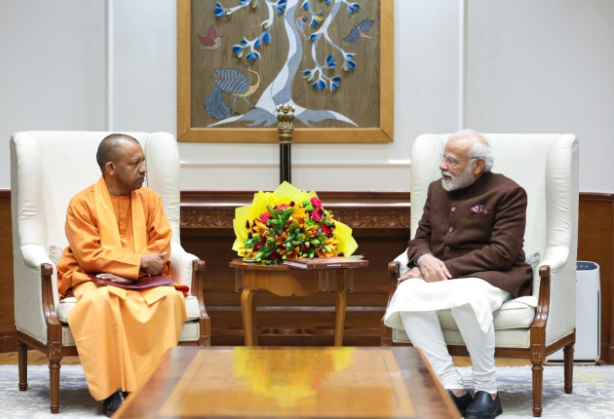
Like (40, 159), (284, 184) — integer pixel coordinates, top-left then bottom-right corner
(291, 207), (307, 226)
(253, 220), (267, 233)
(315, 237), (339, 257)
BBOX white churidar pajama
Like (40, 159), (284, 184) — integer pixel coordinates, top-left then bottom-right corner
(384, 277), (511, 394)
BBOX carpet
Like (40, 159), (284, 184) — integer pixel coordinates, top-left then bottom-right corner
(459, 365), (614, 418)
(0, 364), (613, 418)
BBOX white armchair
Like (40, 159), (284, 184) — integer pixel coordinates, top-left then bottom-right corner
(381, 133), (579, 417)
(10, 131), (211, 414)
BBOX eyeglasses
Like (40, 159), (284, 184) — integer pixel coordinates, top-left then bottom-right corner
(440, 154), (483, 167)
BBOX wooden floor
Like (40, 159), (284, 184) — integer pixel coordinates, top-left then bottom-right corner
(0, 350), (530, 367)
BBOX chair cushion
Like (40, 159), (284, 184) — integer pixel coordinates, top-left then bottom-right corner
(392, 296), (537, 348)
(439, 296), (537, 331)
(57, 295), (201, 324)
(393, 327), (532, 349)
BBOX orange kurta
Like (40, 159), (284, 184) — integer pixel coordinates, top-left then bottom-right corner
(57, 177), (187, 400)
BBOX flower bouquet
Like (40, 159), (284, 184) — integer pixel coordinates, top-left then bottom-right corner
(233, 182), (358, 264)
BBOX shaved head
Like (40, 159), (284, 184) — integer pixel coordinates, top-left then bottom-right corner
(96, 134), (140, 172)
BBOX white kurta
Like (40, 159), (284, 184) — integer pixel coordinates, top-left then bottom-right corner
(384, 277), (511, 334)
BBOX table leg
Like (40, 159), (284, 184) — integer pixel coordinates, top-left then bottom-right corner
(333, 291), (347, 347)
(241, 289), (258, 346)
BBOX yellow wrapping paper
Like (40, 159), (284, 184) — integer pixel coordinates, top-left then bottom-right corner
(233, 182), (358, 258)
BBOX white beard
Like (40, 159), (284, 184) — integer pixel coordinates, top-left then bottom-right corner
(442, 165), (476, 191)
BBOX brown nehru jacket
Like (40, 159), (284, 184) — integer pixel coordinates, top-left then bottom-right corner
(408, 171), (533, 298)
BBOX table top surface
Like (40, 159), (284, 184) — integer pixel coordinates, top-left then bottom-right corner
(114, 346), (460, 419)
(230, 259), (368, 271)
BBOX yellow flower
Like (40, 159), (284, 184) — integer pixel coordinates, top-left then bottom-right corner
(304, 225), (317, 238)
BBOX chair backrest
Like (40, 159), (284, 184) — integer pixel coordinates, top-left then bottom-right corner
(410, 133), (579, 297)
(10, 131), (182, 265)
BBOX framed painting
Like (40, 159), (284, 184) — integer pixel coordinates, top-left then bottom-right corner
(177, 0), (393, 143)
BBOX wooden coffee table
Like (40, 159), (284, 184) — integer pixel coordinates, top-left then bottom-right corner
(113, 346), (460, 418)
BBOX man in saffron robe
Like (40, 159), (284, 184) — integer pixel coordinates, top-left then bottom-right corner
(56, 134), (187, 417)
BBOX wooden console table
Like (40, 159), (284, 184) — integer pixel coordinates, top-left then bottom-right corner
(231, 259), (358, 346)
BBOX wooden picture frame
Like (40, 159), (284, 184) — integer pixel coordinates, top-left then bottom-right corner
(177, 0), (393, 143)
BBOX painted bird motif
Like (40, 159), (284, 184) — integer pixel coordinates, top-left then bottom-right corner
(198, 25), (222, 50)
(343, 20), (374, 42)
(204, 67), (261, 120)
(295, 16), (309, 40)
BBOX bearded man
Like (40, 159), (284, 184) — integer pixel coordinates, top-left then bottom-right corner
(57, 134), (187, 417)
(384, 130), (532, 419)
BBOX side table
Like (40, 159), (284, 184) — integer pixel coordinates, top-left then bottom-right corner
(230, 259), (359, 346)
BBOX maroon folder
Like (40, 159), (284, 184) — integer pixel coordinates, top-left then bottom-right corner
(87, 274), (173, 290)
(282, 257), (369, 270)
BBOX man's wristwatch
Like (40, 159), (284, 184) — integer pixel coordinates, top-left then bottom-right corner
(412, 252), (429, 268)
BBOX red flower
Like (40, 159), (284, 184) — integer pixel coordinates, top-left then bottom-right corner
(260, 212), (272, 223)
(310, 197), (322, 209)
(312, 208), (323, 222)
(277, 204), (288, 211)
(254, 238), (266, 249)
(269, 251), (281, 260)
(321, 224), (332, 235)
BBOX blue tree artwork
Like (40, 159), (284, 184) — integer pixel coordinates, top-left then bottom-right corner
(203, 0), (373, 128)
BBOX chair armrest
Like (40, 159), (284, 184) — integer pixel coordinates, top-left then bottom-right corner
(169, 242), (198, 288)
(538, 245), (569, 273)
(21, 244), (54, 270)
(20, 244), (62, 330)
(191, 259), (211, 346)
(381, 261), (401, 346)
(40, 263), (64, 346)
(387, 261), (401, 307)
(169, 243), (211, 345)
(529, 266), (551, 361)
(393, 249), (410, 278)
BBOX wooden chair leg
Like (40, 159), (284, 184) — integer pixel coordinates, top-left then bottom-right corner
(17, 340), (28, 391)
(564, 344), (574, 394)
(530, 351), (544, 417)
(49, 349), (62, 414)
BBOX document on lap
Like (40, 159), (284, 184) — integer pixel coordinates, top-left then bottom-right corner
(87, 273), (173, 290)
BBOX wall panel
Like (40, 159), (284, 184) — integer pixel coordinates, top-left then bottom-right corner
(1, 191), (612, 359)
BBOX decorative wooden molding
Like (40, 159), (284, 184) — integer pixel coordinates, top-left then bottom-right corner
(180, 209), (235, 228)
(179, 190), (411, 229)
(335, 209), (410, 229)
